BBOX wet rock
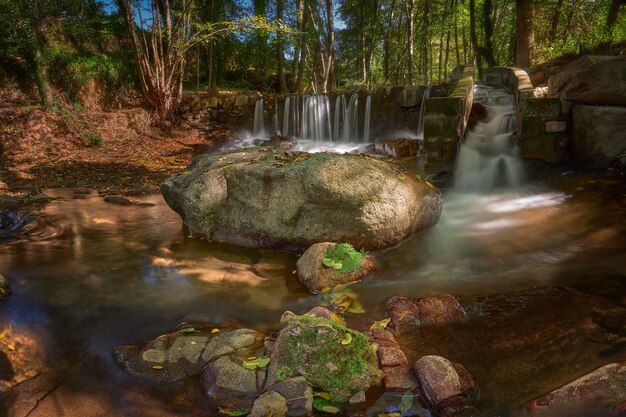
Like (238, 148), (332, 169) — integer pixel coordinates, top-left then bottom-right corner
(365, 329), (418, 393)
(201, 354), (263, 410)
(413, 355), (476, 416)
(304, 306), (346, 326)
(572, 105), (626, 169)
(386, 294), (465, 334)
(375, 139), (423, 158)
(0, 207), (37, 232)
(260, 135), (294, 150)
(161, 148), (443, 252)
(468, 102), (488, 127)
(250, 392), (288, 417)
(0, 273), (10, 298)
(296, 242), (375, 292)
(113, 326), (265, 383)
(547, 55), (626, 106)
(266, 311), (382, 401)
(266, 377), (313, 417)
(525, 361), (626, 417)
(103, 194), (135, 205)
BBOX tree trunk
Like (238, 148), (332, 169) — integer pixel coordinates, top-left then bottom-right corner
(277, 0), (288, 93)
(325, 0), (335, 92)
(31, 49), (53, 108)
(548, 0), (563, 41)
(405, 0), (415, 84)
(515, 0), (534, 68)
(607, 0), (625, 27)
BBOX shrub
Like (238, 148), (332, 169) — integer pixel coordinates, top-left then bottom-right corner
(322, 243), (366, 273)
(84, 131), (103, 147)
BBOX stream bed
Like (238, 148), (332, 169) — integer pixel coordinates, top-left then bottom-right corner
(0, 170), (625, 416)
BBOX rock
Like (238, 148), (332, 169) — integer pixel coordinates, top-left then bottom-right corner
(266, 312), (382, 401)
(201, 355), (262, 410)
(375, 139), (423, 158)
(0, 273), (10, 298)
(468, 102), (488, 127)
(103, 195), (135, 205)
(250, 392), (288, 417)
(416, 294), (466, 326)
(113, 326), (265, 383)
(296, 243), (375, 292)
(0, 207), (37, 233)
(161, 148), (443, 252)
(525, 361), (626, 417)
(544, 121), (567, 133)
(260, 135), (294, 150)
(572, 105), (626, 169)
(304, 306), (346, 326)
(365, 329), (418, 393)
(413, 356), (476, 415)
(266, 377), (313, 417)
(547, 56), (626, 106)
(386, 294), (465, 335)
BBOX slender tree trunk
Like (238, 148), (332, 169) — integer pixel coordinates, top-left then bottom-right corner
(325, 0), (335, 92)
(31, 49), (53, 108)
(515, 0), (534, 68)
(383, 0), (396, 83)
(296, 1), (309, 93)
(405, 0), (415, 84)
(548, 0), (563, 40)
(276, 0), (288, 93)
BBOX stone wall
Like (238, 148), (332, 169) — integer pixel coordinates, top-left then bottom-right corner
(423, 66), (475, 162)
(484, 66), (571, 163)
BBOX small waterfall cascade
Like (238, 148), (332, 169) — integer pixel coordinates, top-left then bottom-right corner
(252, 92), (371, 143)
(252, 98), (265, 138)
(416, 86), (432, 140)
(454, 84), (523, 192)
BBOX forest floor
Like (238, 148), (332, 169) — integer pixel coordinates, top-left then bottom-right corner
(0, 89), (234, 197)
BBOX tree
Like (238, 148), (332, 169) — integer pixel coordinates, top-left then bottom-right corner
(276, 0), (288, 93)
(607, 0), (625, 27)
(516, 0), (534, 68)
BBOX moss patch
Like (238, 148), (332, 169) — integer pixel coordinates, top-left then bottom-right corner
(275, 314), (381, 401)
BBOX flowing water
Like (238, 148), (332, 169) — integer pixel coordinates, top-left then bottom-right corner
(455, 85), (523, 192)
(251, 92), (372, 152)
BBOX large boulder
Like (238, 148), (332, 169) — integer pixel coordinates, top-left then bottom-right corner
(525, 361), (626, 417)
(266, 311), (382, 402)
(161, 148), (443, 252)
(547, 56), (626, 106)
(572, 105), (626, 168)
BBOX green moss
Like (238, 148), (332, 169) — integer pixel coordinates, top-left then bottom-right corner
(281, 315), (380, 401)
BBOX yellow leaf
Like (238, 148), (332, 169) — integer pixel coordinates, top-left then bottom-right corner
(340, 333), (353, 345)
(247, 356), (257, 360)
(369, 318), (391, 331)
(212, 328), (220, 333)
(315, 392), (332, 400)
(321, 406), (340, 414)
(425, 181), (434, 188)
(152, 365), (164, 370)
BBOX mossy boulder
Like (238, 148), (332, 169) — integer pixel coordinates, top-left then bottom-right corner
(266, 311), (382, 402)
(161, 148), (443, 252)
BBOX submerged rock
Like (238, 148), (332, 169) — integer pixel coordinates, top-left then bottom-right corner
(413, 355), (477, 416)
(201, 355), (263, 410)
(365, 329), (418, 393)
(266, 311), (382, 402)
(0, 273), (10, 298)
(296, 242), (375, 292)
(113, 325), (265, 384)
(161, 148), (443, 252)
(265, 377), (312, 417)
(386, 294), (466, 335)
(525, 361), (626, 417)
(250, 391), (288, 417)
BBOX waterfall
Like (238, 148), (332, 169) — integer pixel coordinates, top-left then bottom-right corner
(272, 98), (280, 136)
(253, 98), (265, 138)
(454, 84), (523, 192)
(343, 93), (359, 142)
(282, 96), (290, 137)
(363, 95), (372, 143)
(333, 95), (342, 141)
(416, 86), (432, 140)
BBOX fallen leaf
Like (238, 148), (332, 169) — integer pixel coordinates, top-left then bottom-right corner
(340, 333), (353, 345)
(321, 406), (341, 414)
(399, 391), (414, 415)
(315, 392), (332, 400)
(369, 318), (391, 331)
(152, 365), (164, 370)
(218, 408), (250, 416)
(211, 328), (220, 333)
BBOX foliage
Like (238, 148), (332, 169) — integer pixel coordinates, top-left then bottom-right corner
(84, 131), (104, 147)
(322, 243), (366, 273)
(281, 314), (380, 401)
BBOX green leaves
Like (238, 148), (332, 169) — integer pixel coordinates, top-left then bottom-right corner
(242, 356), (270, 370)
(312, 393), (342, 414)
(321, 243), (366, 274)
(399, 391), (414, 415)
(218, 408), (250, 416)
